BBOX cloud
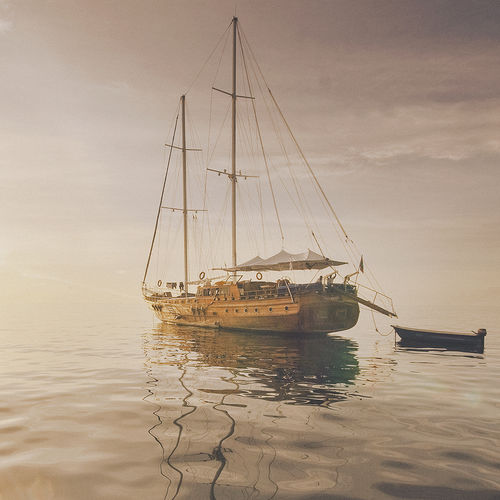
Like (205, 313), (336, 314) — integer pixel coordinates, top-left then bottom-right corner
(0, 17), (11, 34)
(0, 0), (11, 34)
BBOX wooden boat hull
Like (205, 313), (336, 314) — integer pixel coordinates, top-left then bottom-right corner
(145, 290), (359, 334)
(393, 325), (486, 352)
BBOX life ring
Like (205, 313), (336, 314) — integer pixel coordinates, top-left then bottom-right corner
(199, 271), (206, 280)
(256, 272), (263, 281)
(157, 280), (162, 287)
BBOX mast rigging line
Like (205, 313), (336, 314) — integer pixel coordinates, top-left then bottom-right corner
(238, 23), (284, 244)
(206, 23), (231, 170)
(267, 88), (350, 242)
(143, 108), (180, 285)
(238, 23), (387, 295)
(239, 26), (343, 242)
(206, 100), (232, 170)
(256, 178), (267, 255)
(148, 19), (391, 309)
(214, 183), (232, 271)
(238, 25), (319, 250)
(184, 21), (232, 96)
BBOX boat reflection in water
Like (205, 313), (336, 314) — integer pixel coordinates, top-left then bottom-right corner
(143, 324), (360, 499)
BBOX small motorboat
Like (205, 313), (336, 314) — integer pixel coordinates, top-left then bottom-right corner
(392, 325), (487, 352)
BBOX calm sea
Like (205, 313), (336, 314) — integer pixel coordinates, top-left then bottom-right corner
(1, 298), (499, 499)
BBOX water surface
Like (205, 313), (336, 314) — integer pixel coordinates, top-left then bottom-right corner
(1, 301), (499, 499)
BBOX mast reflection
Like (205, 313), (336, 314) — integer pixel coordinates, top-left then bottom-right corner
(143, 325), (360, 499)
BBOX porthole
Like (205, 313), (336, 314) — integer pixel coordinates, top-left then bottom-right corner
(269, 307), (273, 312)
(285, 306), (289, 311)
(254, 308), (258, 312)
(225, 308), (228, 313)
(235, 309), (239, 312)
(244, 308), (248, 312)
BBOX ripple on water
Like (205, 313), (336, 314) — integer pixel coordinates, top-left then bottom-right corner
(1, 308), (500, 499)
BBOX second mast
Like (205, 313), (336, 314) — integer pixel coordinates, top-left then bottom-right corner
(231, 16), (238, 273)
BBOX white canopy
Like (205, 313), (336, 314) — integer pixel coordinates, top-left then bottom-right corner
(215, 249), (347, 272)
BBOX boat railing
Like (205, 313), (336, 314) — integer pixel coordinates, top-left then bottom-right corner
(354, 282), (396, 316)
(326, 283), (357, 294)
(142, 283), (186, 299)
(239, 288), (279, 300)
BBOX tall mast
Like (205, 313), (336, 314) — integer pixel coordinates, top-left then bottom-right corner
(181, 94), (189, 295)
(231, 16), (237, 273)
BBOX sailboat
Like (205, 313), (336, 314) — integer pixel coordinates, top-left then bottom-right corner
(142, 17), (396, 333)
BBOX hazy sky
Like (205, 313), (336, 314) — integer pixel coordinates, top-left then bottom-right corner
(1, 0), (499, 327)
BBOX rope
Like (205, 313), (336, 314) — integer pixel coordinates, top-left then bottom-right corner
(207, 100), (232, 166)
(242, 37), (316, 245)
(184, 21), (232, 95)
(241, 22), (390, 304)
(239, 26), (354, 254)
(371, 310), (394, 336)
(238, 24), (284, 244)
(143, 108), (180, 284)
(239, 25), (327, 252)
(257, 178), (266, 255)
(267, 88), (350, 241)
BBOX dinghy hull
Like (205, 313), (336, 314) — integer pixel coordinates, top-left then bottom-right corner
(393, 325), (486, 352)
